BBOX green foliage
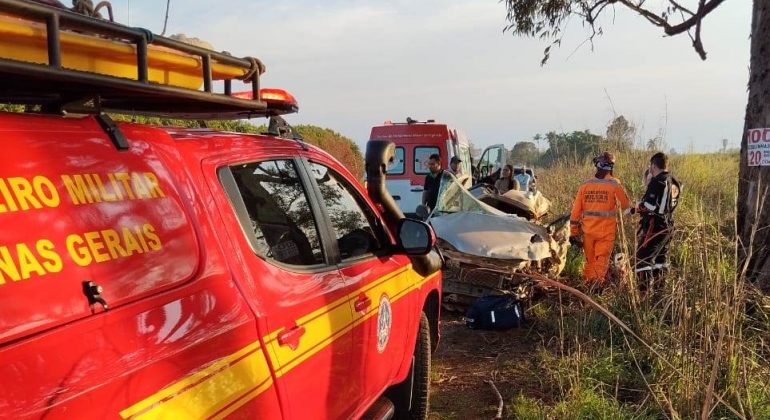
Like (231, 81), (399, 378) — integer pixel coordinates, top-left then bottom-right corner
(741, 378), (770, 420)
(562, 245), (586, 280)
(502, 0), (573, 64)
(605, 116), (635, 152)
(509, 141), (541, 166)
(551, 387), (657, 420)
(537, 130), (603, 168)
(522, 115), (635, 169)
(293, 125), (364, 179)
(509, 388), (659, 420)
(0, 104), (25, 113)
(110, 114), (266, 134)
(508, 394), (549, 419)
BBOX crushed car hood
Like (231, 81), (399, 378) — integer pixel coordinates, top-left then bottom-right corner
(428, 172), (570, 275)
(429, 212), (554, 261)
(471, 187), (552, 220)
(501, 189), (551, 218)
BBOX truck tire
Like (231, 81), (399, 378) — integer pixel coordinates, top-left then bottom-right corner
(389, 311), (431, 420)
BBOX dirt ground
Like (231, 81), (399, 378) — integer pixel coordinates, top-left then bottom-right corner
(427, 311), (547, 420)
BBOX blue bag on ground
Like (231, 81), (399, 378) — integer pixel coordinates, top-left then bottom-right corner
(464, 294), (524, 330)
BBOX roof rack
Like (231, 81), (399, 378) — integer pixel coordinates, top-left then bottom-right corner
(0, 0), (286, 120)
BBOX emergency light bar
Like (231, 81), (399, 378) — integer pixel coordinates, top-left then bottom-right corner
(231, 88), (299, 115)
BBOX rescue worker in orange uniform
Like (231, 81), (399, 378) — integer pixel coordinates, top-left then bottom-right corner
(569, 152), (633, 284)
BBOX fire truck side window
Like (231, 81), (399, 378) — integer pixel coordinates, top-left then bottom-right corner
(308, 162), (385, 261)
(229, 160), (325, 266)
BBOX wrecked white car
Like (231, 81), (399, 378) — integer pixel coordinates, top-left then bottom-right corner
(420, 173), (571, 307)
(468, 183), (553, 222)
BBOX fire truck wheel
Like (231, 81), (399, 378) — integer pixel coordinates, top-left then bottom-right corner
(389, 311), (431, 420)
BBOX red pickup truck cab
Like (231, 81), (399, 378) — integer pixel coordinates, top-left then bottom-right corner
(0, 2), (442, 419)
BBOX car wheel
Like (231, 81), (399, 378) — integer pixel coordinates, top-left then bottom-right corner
(388, 311), (431, 420)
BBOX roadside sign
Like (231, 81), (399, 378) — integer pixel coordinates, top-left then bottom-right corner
(747, 128), (770, 166)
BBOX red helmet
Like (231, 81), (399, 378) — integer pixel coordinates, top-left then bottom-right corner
(594, 151), (615, 171)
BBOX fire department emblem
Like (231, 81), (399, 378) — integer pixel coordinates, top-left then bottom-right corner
(376, 294), (392, 353)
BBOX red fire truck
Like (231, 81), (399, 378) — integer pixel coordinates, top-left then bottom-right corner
(0, 1), (442, 419)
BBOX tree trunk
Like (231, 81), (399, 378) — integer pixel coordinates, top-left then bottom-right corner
(737, 0), (770, 290)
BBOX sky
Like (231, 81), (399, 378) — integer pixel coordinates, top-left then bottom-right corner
(123, 0), (751, 154)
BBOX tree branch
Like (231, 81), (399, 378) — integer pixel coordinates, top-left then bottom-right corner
(616, 0), (724, 60)
(668, 0), (695, 16)
(483, 379), (504, 419)
(616, 0), (671, 28)
(615, 0), (726, 35)
(692, 0), (707, 59)
(503, 0), (727, 63)
(664, 0), (727, 35)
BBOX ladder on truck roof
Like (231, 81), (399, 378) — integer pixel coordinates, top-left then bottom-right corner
(0, 0), (294, 120)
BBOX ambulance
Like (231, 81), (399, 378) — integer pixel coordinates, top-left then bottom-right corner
(368, 119), (508, 216)
(0, 1), (442, 419)
(367, 119), (472, 216)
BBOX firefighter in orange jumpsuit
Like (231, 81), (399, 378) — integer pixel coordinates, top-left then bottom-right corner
(569, 152), (633, 284)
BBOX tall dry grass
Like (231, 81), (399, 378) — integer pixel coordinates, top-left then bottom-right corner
(508, 151), (770, 419)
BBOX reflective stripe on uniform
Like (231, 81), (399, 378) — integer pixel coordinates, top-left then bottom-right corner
(659, 178), (670, 215)
(583, 210), (616, 217)
(583, 178), (619, 185)
(570, 219), (581, 225)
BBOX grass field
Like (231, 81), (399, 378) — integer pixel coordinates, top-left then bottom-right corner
(430, 150), (770, 419)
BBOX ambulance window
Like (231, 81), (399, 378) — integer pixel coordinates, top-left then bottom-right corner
(414, 146), (440, 175)
(387, 147), (405, 175)
(307, 162), (385, 261)
(229, 160), (325, 267)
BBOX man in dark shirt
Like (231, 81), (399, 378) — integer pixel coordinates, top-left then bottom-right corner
(634, 152), (681, 290)
(422, 153), (443, 211)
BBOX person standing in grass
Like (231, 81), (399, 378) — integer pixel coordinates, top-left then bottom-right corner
(569, 151), (633, 285)
(633, 152), (681, 290)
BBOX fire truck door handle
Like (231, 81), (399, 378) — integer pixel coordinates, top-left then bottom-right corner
(277, 325), (306, 350)
(410, 187), (423, 192)
(354, 295), (372, 312)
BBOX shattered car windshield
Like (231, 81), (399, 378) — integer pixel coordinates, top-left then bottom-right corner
(434, 172), (502, 215)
